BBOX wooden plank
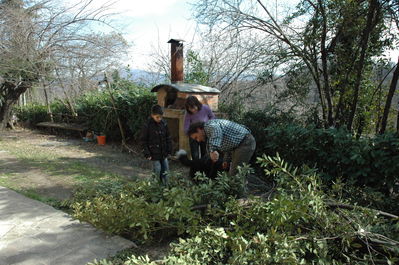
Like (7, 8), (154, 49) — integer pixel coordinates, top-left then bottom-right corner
(178, 115), (190, 154)
(163, 108), (185, 119)
(36, 122), (87, 132)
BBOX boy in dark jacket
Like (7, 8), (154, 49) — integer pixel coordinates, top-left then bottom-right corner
(140, 105), (172, 185)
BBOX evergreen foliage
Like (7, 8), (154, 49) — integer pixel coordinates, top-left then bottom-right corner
(83, 156), (399, 265)
(15, 81), (156, 140)
(221, 104), (398, 213)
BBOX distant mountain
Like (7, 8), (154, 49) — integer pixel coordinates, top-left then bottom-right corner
(119, 68), (168, 86)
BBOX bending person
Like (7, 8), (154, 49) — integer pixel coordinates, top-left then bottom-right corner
(187, 119), (256, 176)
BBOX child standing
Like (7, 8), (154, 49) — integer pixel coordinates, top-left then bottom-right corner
(184, 96), (215, 160)
(140, 105), (172, 185)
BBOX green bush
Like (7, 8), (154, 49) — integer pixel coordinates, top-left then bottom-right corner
(260, 124), (399, 197)
(237, 109), (296, 161)
(114, 87), (157, 139)
(70, 167), (251, 243)
(75, 85), (156, 139)
(50, 99), (74, 123)
(17, 80), (156, 140)
(89, 156), (399, 265)
(368, 133), (399, 192)
(15, 103), (49, 124)
(75, 90), (119, 136)
(232, 109), (398, 204)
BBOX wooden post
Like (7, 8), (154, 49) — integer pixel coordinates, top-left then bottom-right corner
(103, 73), (129, 151)
(178, 114), (189, 154)
(164, 109), (190, 154)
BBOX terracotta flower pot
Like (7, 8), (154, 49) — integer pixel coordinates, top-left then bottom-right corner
(97, 135), (106, 145)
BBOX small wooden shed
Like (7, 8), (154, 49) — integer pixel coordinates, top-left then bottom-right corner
(151, 39), (221, 154)
(151, 83), (220, 110)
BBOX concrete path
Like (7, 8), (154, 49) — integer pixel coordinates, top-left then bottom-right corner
(0, 186), (135, 265)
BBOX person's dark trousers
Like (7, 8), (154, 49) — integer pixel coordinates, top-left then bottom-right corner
(189, 138), (207, 160)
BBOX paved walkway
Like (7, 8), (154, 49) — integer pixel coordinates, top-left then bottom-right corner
(0, 186), (135, 265)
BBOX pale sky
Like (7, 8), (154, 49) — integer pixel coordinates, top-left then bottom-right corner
(92, 0), (197, 70)
(64, 0), (196, 69)
(125, 0), (198, 69)
(101, 0), (399, 69)
(67, 0), (398, 70)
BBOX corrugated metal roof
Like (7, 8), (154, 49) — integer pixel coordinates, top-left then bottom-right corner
(151, 83), (220, 94)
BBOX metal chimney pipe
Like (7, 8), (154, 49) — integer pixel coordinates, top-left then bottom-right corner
(168, 39), (184, 83)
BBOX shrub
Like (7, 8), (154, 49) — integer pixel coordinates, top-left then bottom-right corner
(17, 80), (156, 140)
(75, 90), (119, 136)
(234, 109), (399, 202)
(16, 100), (76, 124)
(69, 167), (250, 242)
(15, 103), (49, 125)
(237, 109), (296, 160)
(50, 99), (75, 123)
(114, 87), (156, 139)
(90, 156), (399, 265)
(75, 84), (156, 139)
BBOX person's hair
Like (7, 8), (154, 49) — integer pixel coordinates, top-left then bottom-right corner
(185, 96), (203, 114)
(151, 104), (163, 115)
(187, 122), (205, 136)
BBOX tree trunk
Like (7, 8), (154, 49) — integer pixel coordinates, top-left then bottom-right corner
(347, 0), (380, 131)
(356, 113), (365, 139)
(0, 100), (14, 129)
(63, 89), (77, 117)
(396, 101), (399, 134)
(43, 82), (54, 122)
(56, 67), (77, 117)
(0, 82), (29, 129)
(103, 73), (127, 146)
(318, 0), (334, 127)
(380, 58), (399, 134)
(372, 64), (397, 133)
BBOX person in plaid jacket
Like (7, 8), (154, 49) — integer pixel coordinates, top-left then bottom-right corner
(187, 119), (256, 176)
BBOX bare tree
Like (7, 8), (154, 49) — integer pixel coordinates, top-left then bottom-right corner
(192, 0), (395, 131)
(54, 32), (128, 95)
(193, 30), (270, 93)
(147, 27), (274, 104)
(191, 0), (337, 121)
(0, 0), (128, 129)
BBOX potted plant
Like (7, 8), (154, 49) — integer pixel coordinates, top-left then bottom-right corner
(96, 132), (106, 145)
(94, 111), (111, 145)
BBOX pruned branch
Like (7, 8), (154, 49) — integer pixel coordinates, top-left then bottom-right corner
(326, 201), (398, 219)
